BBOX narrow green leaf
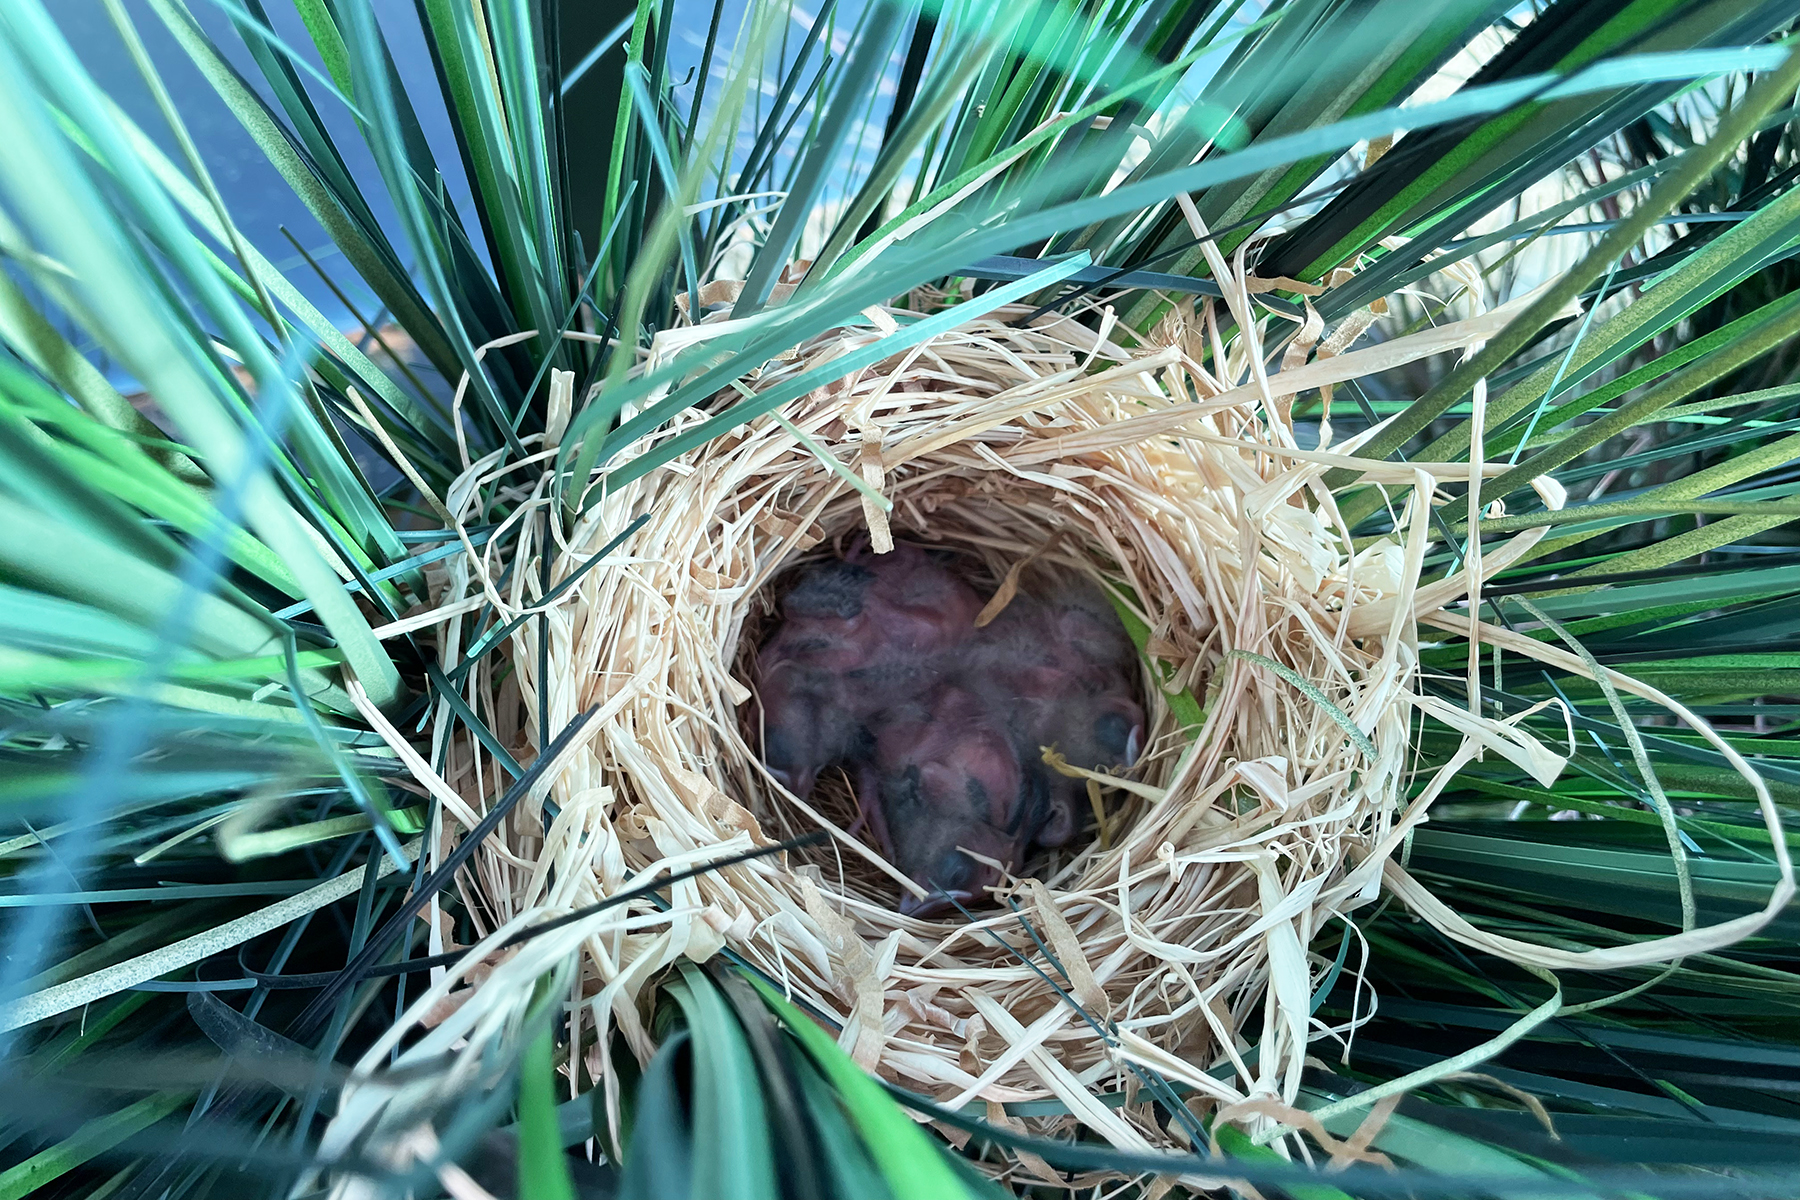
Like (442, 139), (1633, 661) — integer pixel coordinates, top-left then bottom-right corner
(0, 0), (403, 706)
(1213, 1123), (1354, 1200)
(666, 965), (778, 1200)
(1334, 46), (1800, 504)
(0, 1091), (188, 1200)
(145, 0), (461, 384)
(0, 266), (197, 479)
(1224, 649), (1377, 760)
(733, 0), (908, 317)
(0, 492), (347, 711)
(595, 250), (1094, 499)
(749, 976), (972, 1198)
(292, 0), (353, 95)
(1481, 291), (1800, 503)
(517, 1027), (579, 1200)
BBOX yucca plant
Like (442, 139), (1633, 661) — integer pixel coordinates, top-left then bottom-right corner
(2, 0), (1799, 1197)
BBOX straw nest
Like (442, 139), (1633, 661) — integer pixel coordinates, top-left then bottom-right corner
(321, 286), (1792, 1182)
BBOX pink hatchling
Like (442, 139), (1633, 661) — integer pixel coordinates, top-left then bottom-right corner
(752, 543), (1143, 912)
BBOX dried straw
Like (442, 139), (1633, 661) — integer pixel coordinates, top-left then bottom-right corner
(318, 285), (1791, 1183)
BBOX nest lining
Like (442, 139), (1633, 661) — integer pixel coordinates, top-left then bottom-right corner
(319, 295), (1791, 1179)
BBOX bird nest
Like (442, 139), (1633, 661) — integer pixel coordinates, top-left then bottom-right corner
(319, 292), (1790, 1180)
(458, 299), (1458, 1144)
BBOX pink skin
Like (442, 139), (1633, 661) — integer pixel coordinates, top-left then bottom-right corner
(842, 538), (987, 661)
(753, 660), (860, 799)
(979, 582), (1144, 770)
(867, 687), (1024, 917)
(969, 580), (1145, 842)
(753, 548), (1144, 915)
(752, 540), (984, 799)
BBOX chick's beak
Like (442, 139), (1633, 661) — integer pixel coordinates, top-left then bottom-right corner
(898, 888), (973, 918)
(897, 848), (995, 918)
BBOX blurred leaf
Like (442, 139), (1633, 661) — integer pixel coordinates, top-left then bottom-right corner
(664, 964), (778, 1200)
(0, 1090), (186, 1200)
(618, 1029), (694, 1200)
(749, 975), (973, 1199)
(518, 1027), (579, 1200)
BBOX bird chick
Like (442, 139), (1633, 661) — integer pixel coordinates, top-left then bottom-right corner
(863, 685), (1029, 916)
(751, 545), (1145, 917)
(752, 539), (983, 799)
(969, 577), (1145, 844)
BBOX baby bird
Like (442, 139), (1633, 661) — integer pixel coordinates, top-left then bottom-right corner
(862, 685), (1027, 917)
(752, 544), (1144, 913)
(971, 578), (1145, 843)
(752, 539), (983, 799)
